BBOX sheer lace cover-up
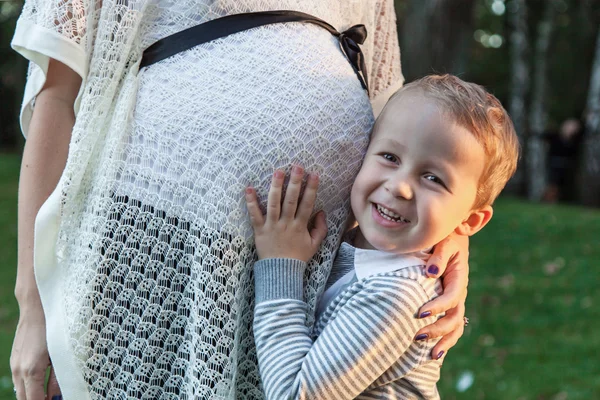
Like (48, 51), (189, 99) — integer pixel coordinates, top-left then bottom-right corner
(12, 1), (403, 399)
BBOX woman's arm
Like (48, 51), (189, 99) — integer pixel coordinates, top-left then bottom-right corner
(11, 58), (81, 400)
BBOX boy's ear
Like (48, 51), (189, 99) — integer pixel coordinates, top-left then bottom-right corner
(454, 205), (493, 236)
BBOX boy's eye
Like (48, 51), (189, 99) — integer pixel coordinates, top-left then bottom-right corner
(381, 153), (398, 163)
(424, 174), (445, 186)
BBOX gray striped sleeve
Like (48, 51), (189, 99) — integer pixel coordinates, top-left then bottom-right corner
(253, 264), (438, 400)
(254, 258), (306, 303)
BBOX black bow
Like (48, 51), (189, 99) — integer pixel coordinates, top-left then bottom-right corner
(338, 24), (369, 93)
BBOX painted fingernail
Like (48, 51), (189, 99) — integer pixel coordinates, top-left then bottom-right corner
(436, 350), (445, 360)
(274, 170), (284, 178)
(419, 311), (432, 318)
(52, 396), (63, 400)
(293, 165), (303, 174)
(414, 333), (429, 341)
(427, 265), (439, 275)
(245, 187), (253, 194)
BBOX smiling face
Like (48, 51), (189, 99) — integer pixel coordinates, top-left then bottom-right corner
(351, 90), (490, 253)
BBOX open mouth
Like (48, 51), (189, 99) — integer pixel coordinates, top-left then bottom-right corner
(376, 204), (410, 223)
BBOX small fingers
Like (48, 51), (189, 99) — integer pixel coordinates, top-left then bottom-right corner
(245, 187), (265, 228)
(281, 165), (304, 219)
(296, 173), (319, 223)
(266, 170), (285, 223)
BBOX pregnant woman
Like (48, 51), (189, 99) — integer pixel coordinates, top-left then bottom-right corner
(11, 1), (469, 399)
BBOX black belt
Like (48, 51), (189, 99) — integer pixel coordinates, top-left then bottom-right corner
(140, 10), (369, 93)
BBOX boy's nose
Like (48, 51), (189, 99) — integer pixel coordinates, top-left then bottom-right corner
(385, 175), (413, 200)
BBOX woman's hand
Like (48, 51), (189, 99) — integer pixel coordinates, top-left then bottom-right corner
(11, 301), (61, 400)
(246, 166), (327, 262)
(413, 234), (469, 359)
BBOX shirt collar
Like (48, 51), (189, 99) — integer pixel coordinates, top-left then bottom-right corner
(340, 236), (431, 280)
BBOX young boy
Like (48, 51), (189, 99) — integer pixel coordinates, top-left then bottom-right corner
(245, 74), (519, 399)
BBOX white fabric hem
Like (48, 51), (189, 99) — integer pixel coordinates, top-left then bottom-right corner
(11, 18), (87, 138)
(370, 77), (404, 118)
(34, 180), (91, 400)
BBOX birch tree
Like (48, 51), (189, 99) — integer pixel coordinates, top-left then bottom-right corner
(581, 26), (600, 206)
(507, 0), (529, 195)
(527, 0), (558, 201)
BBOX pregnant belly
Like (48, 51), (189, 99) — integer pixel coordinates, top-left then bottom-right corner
(122, 23), (374, 232)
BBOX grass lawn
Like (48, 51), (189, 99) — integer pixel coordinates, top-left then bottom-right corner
(0, 154), (21, 399)
(437, 192), (600, 399)
(1, 153), (599, 399)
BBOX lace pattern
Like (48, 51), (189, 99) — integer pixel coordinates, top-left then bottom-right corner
(15, 1), (402, 398)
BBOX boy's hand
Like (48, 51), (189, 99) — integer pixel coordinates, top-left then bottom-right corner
(246, 166), (327, 262)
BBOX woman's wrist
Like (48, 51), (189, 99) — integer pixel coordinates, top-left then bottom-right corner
(15, 291), (42, 310)
(14, 277), (43, 309)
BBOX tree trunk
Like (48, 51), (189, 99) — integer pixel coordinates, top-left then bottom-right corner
(506, 0), (530, 195)
(429, 0), (476, 76)
(527, 0), (558, 201)
(398, 0), (439, 80)
(581, 26), (600, 206)
(397, 0), (476, 81)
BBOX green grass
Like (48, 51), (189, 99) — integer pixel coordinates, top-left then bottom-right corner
(438, 196), (600, 399)
(1, 153), (599, 399)
(0, 154), (20, 399)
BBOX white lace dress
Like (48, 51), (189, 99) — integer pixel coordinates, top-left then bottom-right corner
(12, 1), (403, 399)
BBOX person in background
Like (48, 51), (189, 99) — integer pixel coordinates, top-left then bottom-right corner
(543, 118), (583, 203)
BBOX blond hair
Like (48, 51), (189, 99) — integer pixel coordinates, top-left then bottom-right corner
(389, 74), (520, 208)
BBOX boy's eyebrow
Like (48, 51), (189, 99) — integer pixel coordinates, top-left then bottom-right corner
(371, 137), (406, 150)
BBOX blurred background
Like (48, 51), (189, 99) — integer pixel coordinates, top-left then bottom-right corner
(0, 0), (599, 399)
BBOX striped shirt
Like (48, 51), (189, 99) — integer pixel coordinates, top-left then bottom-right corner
(253, 242), (444, 399)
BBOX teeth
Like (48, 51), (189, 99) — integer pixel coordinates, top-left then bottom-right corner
(378, 204), (401, 218)
(376, 204), (409, 223)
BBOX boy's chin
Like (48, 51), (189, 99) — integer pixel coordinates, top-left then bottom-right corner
(362, 233), (431, 254)
(358, 234), (411, 253)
